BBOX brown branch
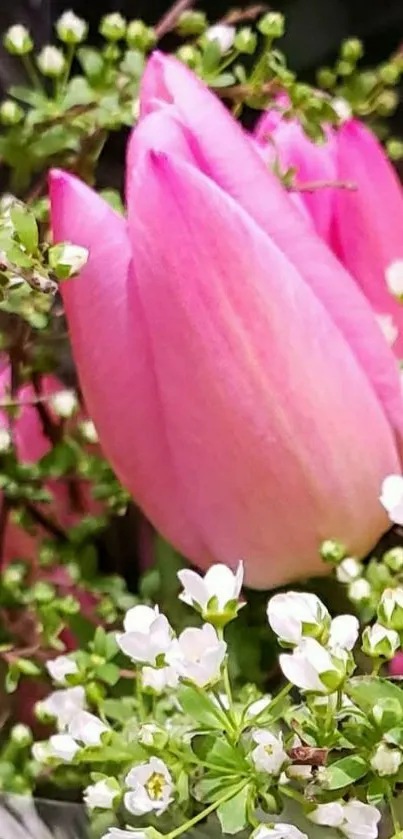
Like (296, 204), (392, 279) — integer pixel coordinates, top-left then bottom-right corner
(24, 501), (67, 541)
(0, 498), (9, 570)
(222, 4), (268, 24)
(155, 0), (195, 38)
(213, 79), (279, 100)
(289, 179), (357, 193)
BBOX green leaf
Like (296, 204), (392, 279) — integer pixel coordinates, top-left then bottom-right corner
(2, 241), (32, 268)
(103, 698), (136, 723)
(367, 777), (387, 807)
(202, 40), (221, 74)
(194, 775), (242, 804)
(346, 677), (403, 717)
(207, 739), (248, 772)
(324, 755), (368, 790)
(178, 684), (228, 730)
(10, 206), (38, 254)
(8, 86), (45, 106)
(209, 73), (235, 88)
(15, 658), (41, 676)
(96, 662), (120, 686)
(77, 47), (105, 81)
(217, 785), (249, 834)
(62, 77), (96, 108)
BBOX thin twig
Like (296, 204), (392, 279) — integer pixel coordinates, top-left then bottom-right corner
(0, 391), (74, 409)
(155, 0), (195, 39)
(222, 4), (268, 24)
(289, 179), (357, 192)
(25, 501), (67, 541)
(213, 79), (279, 100)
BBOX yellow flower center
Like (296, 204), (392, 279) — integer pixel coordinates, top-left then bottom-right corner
(146, 772), (166, 801)
(265, 745), (274, 756)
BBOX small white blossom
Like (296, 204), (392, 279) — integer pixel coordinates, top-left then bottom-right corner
(37, 46), (66, 76)
(166, 623), (226, 687)
(178, 561), (243, 616)
(280, 637), (348, 694)
(46, 655), (78, 685)
(48, 733), (80, 762)
(362, 622), (400, 659)
(329, 614), (359, 652)
(52, 243), (89, 276)
(378, 587), (403, 630)
(142, 665), (179, 693)
(348, 578), (371, 603)
(56, 10), (88, 43)
(267, 592), (329, 645)
(0, 428), (11, 453)
(124, 757), (173, 816)
(333, 97), (353, 122)
(375, 314), (399, 347)
(138, 724), (159, 747)
(68, 711), (109, 747)
(50, 389), (78, 418)
(245, 695), (272, 720)
(79, 419), (99, 444)
(309, 800), (381, 839)
(371, 742), (402, 777)
(117, 605), (173, 666)
(286, 764), (313, 781)
(251, 729), (288, 775)
(84, 779), (118, 809)
(32, 742), (50, 763)
(38, 685), (85, 729)
(253, 825), (308, 839)
(336, 557), (362, 584)
(386, 260), (403, 298)
(380, 474), (403, 525)
(205, 24), (235, 53)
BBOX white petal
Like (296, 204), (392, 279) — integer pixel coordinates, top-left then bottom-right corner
(123, 604), (158, 633)
(386, 260), (403, 297)
(178, 569), (209, 609)
(329, 615), (359, 651)
(204, 564), (239, 608)
(309, 802), (345, 827)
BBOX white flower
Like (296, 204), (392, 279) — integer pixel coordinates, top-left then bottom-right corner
(32, 742), (50, 763)
(37, 46), (66, 76)
(205, 24), (235, 53)
(267, 592), (329, 645)
(375, 314), (399, 347)
(178, 561), (243, 615)
(386, 260), (403, 298)
(362, 623), (400, 659)
(4, 24), (32, 54)
(46, 655), (78, 686)
(371, 742), (402, 777)
(378, 587), (403, 630)
(329, 614), (359, 651)
(50, 389), (78, 418)
(332, 97), (353, 122)
(253, 825), (308, 839)
(380, 474), (403, 525)
(280, 637), (347, 694)
(117, 605), (173, 666)
(102, 832), (147, 839)
(309, 800), (381, 839)
(84, 779), (118, 809)
(48, 733), (80, 762)
(53, 243), (89, 275)
(166, 623), (226, 687)
(251, 730), (288, 775)
(124, 757), (173, 816)
(56, 11), (88, 43)
(39, 685), (86, 729)
(142, 665), (179, 693)
(0, 429), (11, 453)
(245, 695), (272, 720)
(79, 419), (99, 444)
(286, 764), (313, 781)
(336, 557), (362, 584)
(68, 711), (109, 747)
(349, 578), (371, 603)
(138, 724), (159, 747)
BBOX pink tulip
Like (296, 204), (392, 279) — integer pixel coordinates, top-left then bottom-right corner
(255, 106), (403, 359)
(49, 53), (403, 589)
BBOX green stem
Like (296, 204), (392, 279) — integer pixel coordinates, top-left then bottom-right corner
(388, 788), (401, 837)
(336, 688), (343, 712)
(371, 659), (383, 677)
(167, 781), (247, 839)
(136, 672), (146, 723)
(246, 682), (293, 728)
(58, 43), (75, 96)
(22, 54), (45, 92)
(279, 784), (308, 807)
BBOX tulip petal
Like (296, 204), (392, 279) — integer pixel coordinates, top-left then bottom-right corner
(128, 149), (399, 587)
(139, 54), (403, 447)
(333, 120), (403, 358)
(49, 169), (205, 558)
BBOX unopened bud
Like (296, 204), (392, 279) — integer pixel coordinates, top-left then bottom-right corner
(0, 100), (24, 126)
(99, 13), (126, 41)
(79, 420), (99, 444)
(37, 46), (66, 77)
(362, 623), (400, 660)
(234, 27), (257, 55)
(205, 24), (235, 54)
(177, 10), (207, 36)
(50, 389), (78, 418)
(4, 25), (33, 55)
(258, 12), (285, 38)
(0, 428), (12, 454)
(126, 20), (156, 51)
(10, 724), (32, 747)
(341, 38), (363, 63)
(320, 539), (346, 564)
(56, 11), (88, 45)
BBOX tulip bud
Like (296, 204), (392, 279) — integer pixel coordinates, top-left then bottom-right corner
(378, 588), (403, 630)
(37, 46), (66, 77)
(371, 742), (402, 777)
(3, 25), (33, 55)
(56, 11), (88, 45)
(99, 13), (126, 41)
(126, 20), (156, 52)
(362, 623), (400, 660)
(234, 28), (257, 55)
(0, 101), (24, 126)
(258, 12), (285, 39)
(384, 548), (403, 573)
(177, 10), (207, 36)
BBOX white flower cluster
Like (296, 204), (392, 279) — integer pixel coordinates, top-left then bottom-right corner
(309, 799), (381, 839)
(116, 562), (243, 692)
(33, 682), (109, 763)
(267, 592), (359, 693)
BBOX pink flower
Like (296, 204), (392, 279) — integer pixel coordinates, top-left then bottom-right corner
(49, 53), (403, 589)
(255, 103), (403, 359)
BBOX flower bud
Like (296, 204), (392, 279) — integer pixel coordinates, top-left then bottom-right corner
(0, 429), (12, 454)
(50, 389), (78, 418)
(258, 12), (285, 38)
(320, 539), (346, 564)
(376, 90), (399, 116)
(379, 62), (401, 85)
(267, 591), (330, 646)
(49, 242), (89, 279)
(372, 697), (403, 730)
(99, 13), (126, 41)
(176, 45), (200, 69)
(317, 67), (337, 89)
(362, 623), (400, 660)
(10, 724), (32, 747)
(384, 547), (403, 573)
(126, 20), (156, 52)
(341, 38), (364, 62)
(56, 11), (88, 45)
(234, 28), (257, 55)
(3, 25), (33, 55)
(371, 742), (402, 777)
(37, 46), (66, 77)
(79, 419), (99, 444)
(387, 139), (403, 161)
(177, 10), (207, 36)
(336, 557), (361, 584)
(348, 577), (371, 604)
(378, 588), (403, 630)
(205, 24), (235, 54)
(0, 101), (24, 126)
